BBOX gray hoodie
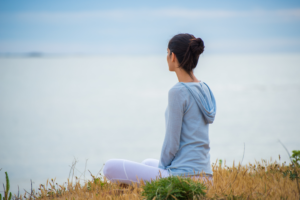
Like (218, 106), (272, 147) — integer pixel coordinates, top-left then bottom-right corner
(158, 81), (216, 176)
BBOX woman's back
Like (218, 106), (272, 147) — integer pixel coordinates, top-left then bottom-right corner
(158, 81), (216, 177)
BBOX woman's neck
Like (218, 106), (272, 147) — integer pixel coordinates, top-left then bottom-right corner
(175, 68), (199, 83)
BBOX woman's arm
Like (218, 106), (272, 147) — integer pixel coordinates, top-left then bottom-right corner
(159, 87), (185, 169)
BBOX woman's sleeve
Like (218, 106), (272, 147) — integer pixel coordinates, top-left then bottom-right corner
(158, 87), (185, 169)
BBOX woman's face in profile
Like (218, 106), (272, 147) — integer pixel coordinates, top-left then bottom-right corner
(167, 48), (175, 72)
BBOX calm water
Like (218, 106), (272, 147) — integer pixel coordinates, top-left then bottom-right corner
(0, 54), (300, 195)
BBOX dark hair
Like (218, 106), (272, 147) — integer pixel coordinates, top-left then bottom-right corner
(168, 33), (205, 79)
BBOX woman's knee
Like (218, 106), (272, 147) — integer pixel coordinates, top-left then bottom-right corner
(141, 158), (151, 165)
(141, 158), (159, 167)
(103, 159), (123, 179)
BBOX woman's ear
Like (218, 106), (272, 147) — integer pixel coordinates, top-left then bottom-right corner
(171, 52), (176, 62)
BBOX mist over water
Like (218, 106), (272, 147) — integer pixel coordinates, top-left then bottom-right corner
(0, 54), (299, 195)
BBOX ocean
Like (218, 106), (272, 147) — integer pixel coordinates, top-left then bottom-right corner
(0, 53), (299, 195)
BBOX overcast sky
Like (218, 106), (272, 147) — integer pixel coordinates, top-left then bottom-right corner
(0, 0), (299, 54)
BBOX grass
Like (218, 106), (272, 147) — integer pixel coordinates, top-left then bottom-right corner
(3, 156), (299, 200)
(142, 175), (207, 200)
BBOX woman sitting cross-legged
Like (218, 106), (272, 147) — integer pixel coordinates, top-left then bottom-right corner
(103, 33), (217, 185)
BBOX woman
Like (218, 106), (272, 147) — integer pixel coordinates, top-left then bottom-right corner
(103, 33), (216, 184)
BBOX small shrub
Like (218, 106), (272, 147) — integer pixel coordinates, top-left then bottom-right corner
(291, 150), (300, 166)
(142, 175), (207, 200)
(1, 172), (12, 200)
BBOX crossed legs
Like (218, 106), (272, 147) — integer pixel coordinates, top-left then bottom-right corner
(103, 158), (169, 185)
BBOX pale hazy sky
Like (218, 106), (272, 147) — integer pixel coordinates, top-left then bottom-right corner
(0, 0), (299, 54)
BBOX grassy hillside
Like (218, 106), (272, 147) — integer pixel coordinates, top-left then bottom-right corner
(2, 154), (299, 200)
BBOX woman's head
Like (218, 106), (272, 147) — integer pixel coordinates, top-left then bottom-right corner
(167, 33), (205, 78)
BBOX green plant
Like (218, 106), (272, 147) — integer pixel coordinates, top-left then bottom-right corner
(87, 170), (108, 192)
(291, 150), (300, 197)
(283, 169), (299, 180)
(219, 159), (223, 167)
(2, 172), (12, 200)
(282, 150), (300, 197)
(291, 150), (300, 166)
(87, 177), (107, 191)
(142, 175), (206, 200)
(286, 151), (300, 183)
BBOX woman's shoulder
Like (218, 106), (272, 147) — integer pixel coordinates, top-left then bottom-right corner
(169, 82), (204, 93)
(169, 82), (185, 92)
(168, 82), (189, 98)
(168, 81), (210, 100)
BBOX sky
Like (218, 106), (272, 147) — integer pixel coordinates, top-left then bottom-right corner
(0, 0), (300, 55)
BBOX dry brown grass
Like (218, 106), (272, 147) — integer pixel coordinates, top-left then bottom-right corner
(206, 159), (299, 199)
(18, 159), (299, 200)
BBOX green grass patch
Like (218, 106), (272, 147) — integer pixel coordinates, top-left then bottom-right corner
(142, 175), (207, 200)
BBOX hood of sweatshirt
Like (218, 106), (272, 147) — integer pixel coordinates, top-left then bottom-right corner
(180, 82), (217, 124)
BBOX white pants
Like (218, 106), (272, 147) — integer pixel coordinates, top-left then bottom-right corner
(103, 158), (212, 185)
(103, 158), (169, 185)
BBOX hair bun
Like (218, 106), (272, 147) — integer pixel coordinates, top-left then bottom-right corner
(168, 33), (204, 77)
(189, 37), (205, 55)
